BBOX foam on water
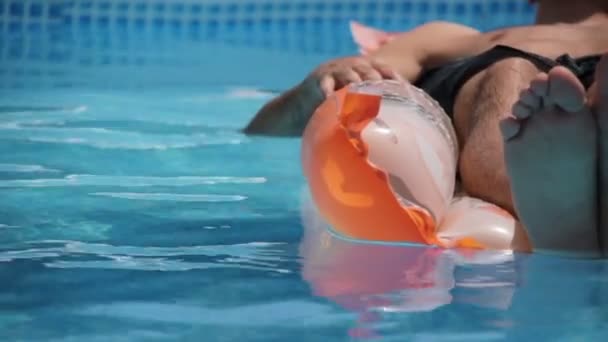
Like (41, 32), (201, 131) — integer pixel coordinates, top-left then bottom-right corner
(0, 164), (61, 173)
(0, 175), (265, 187)
(91, 192), (247, 202)
(0, 125), (245, 150)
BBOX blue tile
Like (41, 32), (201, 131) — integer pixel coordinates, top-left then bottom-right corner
(330, 17), (342, 27)
(261, 3), (273, 12)
(27, 69), (42, 77)
(153, 18), (165, 27)
(208, 19), (219, 29)
(191, 4), (202, 14)
(169, 18), (181, 29)
(295, 17), (307, 30)
(171, 3), (185, 14)
(523, 3), (535, 13)
(366, 2), (378, 12)
(332, 3), (343, 12)
(135, 2), (147, 13)
(208, 4), (220, 14)
(455, 3), (466, 15)
(80, 1), (93, 10)
(29, 3), (43, 17)
(227, 3), (238, 14)
(27, 48), (42, 61)
(49, 3), (62, 17)
(98, 2), (111, 10)
(382, 18), (392, 28)
(278, 18), (289, 30)
(205, 25), (217, 39)
(506, 1), (517, 13)
(47, 50), (65, 63)
(314, 2), (326, 11)
(348, 2), (360, 12)
(383, 2), (396, 12)
(116, 16), (128, 27)
(134, 18), (145, 28)
(188, 19), (201, 28)
(279, 3), (291, 12)
(97, 16), (110, 28)
(79, 57), (93, 66)
(296, 2), (308, 12)
(260, 17), (272, 31)
(226, 18), (237, 30)
(79, 15), (91, 25)
(417, 2), (430, 13)
(400, 2), (412, 12)
(242, 18), (254, 29)
(9, 2), (24, 16)
(472, 3), (484, 15)
(244, 3), (256, 13)
(437, 2), (447, 15)
(154, 3), (165, 12)
(117, 2), (129, 12)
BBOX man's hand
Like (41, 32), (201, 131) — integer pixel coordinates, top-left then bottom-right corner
(305, 56), (403, 98)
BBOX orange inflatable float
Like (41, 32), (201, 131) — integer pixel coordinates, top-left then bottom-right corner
(301, 80), (531, 251)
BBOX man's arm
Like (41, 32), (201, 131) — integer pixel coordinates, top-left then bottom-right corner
(243, 21), (481, 137)
(369, 21), (481, 78)
(243, 78), (325, 136)
(242, 57), (402, 136)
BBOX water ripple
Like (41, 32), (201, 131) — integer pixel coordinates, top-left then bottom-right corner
(0, 175), (265, 187)
(0, 164), (61, 173)
(0, 126), (244, 150)
(91, 192), (247, 202)
(78, 301), (352, 326)
(0, 240), (291, 273)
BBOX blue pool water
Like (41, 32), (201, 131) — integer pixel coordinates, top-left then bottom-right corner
(2, 1), (608, 341)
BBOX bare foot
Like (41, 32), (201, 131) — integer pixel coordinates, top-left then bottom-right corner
(500, 66), (599, 257)
(592, 54), (608, 255)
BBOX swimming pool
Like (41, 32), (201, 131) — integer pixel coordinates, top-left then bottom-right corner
(2, 0), (608, 341)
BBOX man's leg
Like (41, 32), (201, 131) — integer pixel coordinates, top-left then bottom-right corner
(455, 58), (599, 256)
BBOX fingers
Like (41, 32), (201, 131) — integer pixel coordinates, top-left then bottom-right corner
(352, 64), (383, 81)
(314, 57), (404, 97)
(370, 60), (404, 81)
(334, 68), (363, 86)
(319, 75), (335, 98)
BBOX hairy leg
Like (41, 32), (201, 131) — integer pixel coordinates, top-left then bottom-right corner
(456, 58), (538, 213)
(455, 59), (599, 256)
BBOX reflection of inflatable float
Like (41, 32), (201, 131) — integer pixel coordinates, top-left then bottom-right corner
(299, 194), (523, 338)
(301, 80), (531, 251)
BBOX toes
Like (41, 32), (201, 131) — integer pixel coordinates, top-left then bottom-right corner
(512, 101), (533, 119)
(547, 66), (586, 112)
(512, 86), (542, 119)
(517, 89), (541, 114)
(500, 117), (521, 141)
(529, 73), (549, 97)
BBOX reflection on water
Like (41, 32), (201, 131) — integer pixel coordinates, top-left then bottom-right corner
(299, 192), (608, 340)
